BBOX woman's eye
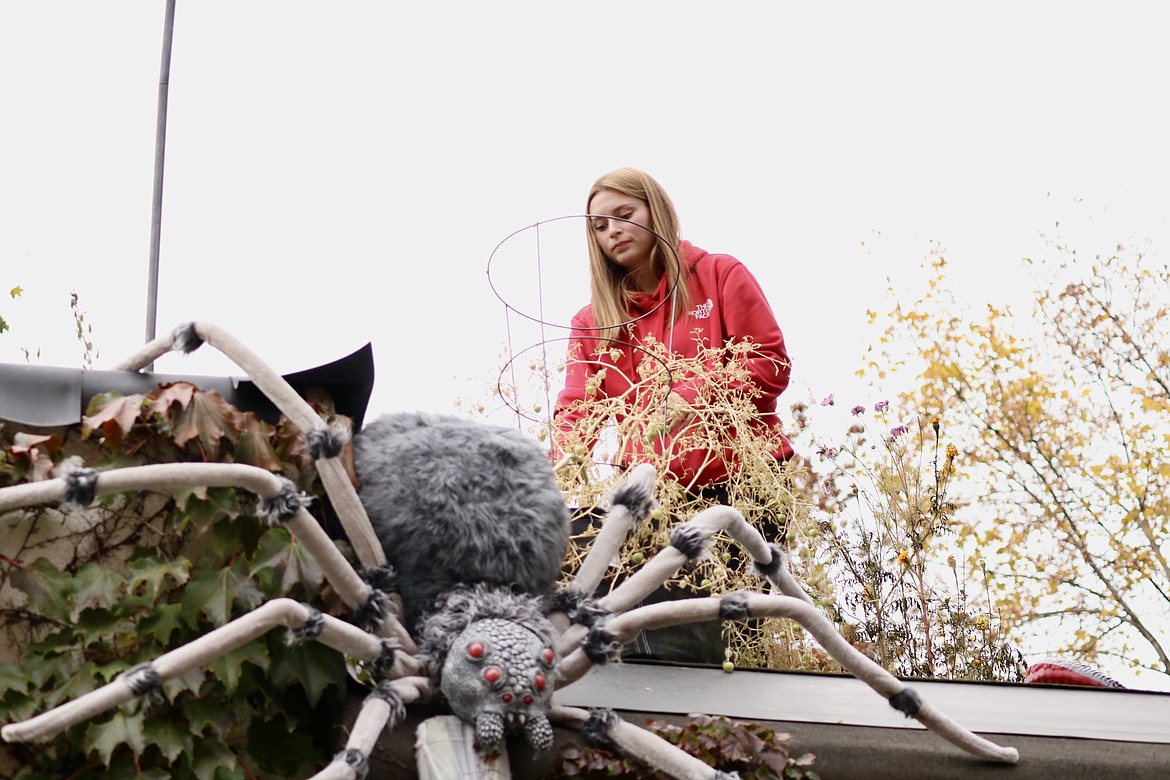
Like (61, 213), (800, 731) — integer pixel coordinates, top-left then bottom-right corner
(592, 221), (607, 232)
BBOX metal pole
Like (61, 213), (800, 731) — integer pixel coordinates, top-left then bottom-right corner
(145, 0), (177, 366)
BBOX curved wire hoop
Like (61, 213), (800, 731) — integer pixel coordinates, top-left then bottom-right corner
(496, 336), (674, 427)
(486, 214), (683, 332)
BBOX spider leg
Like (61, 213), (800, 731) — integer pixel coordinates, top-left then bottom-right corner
(0, 462), (417, 654)
(552, 497), (820, 678)
(111, 320), (422, 647)
(551, 464), (656, 652)
(550, 505), (733, 669)
(1, 598), (419, 744)
(561, 593), (1019, 764)
(669, 503), (815, 605)
(550, 705), (737, 780)
(308, 677), (430, 780)
(1, 322), (438, 772)
(114, 321), (386, 570)
(570, 463), (657, 597)
(594, 504), (757, 615)
(554, 502), (810, 660)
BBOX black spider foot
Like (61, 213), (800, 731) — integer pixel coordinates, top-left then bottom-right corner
(117, 662), (162, 700)
(61, 467), (99, 509)
(582, 708), (620, 751)
(330, 747), (369, 779)
(718, 592), (752, 621)
(583, 621), (622, 666)
(889, 687), (922, 718)
(608, 468), (657, 523)
(367, 681), (407, 730)
(285, 605), (324, 643)
(670, 523), (711, 560)
(172, 321), (203, 353)
(305, 423), (350, 460)
(258, 476), (311, 525)
(752, 543), (784, 579)
(548, 586), (611, 629)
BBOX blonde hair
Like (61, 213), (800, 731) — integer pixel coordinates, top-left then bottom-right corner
(585, 167), (692, 343)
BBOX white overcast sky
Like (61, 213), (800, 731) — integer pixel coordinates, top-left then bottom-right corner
(3, 1), (1168, 424)
(3, 2), (1170, 688)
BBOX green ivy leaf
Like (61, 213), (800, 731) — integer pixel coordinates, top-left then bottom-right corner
(209, 514), (264, 561)
(182, 695), (230, 741)
(101, 752), (157, 780)
(73, 563), (127, 614)
(85, 711), (147, 766)
(176, 487), (242, 538)
(250, 527), (325, 597)
(181, 559), (262, 628)
(20, 647), (74, 690)
(190, 737), (244, 780)
(245, 713), (327, 775)
(93, 450), (146, 470)
(138, 602), (185, 646)
(127, 556), (191, 600)
(0, 662), (38, 722)
(161, 665), (207, 704)
(9, 557), (74, 624)
(0, 688), (38, 723)
(43, 662), (101, 710)
(75, 608), (123, 646)
(268, 639), (343, 709)
(135, 771), (172, 780)
(144, 716), (194, 764)
(93, 660), (138, 686)
(208, 639), (270, 694)
(0, 661), (31, 695)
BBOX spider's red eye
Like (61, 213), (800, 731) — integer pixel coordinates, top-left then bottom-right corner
(467, 642), (485, 659)
(502, 693), (513, 703)
(523, 695), (534, 705)
(483, 667), (501, 684)
(541, 647), (554, 665)
(534, 672), (546, 691)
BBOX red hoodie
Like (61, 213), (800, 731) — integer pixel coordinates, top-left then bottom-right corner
(554, 241), (793, 487)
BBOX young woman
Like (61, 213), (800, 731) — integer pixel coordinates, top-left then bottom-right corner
(554, 167), (794, 664)
(554, 167), (793, 487)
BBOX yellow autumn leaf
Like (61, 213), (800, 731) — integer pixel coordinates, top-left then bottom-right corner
(1142, 395), (1169, 413)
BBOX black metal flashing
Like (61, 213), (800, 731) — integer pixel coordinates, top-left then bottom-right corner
(0, 342), (375, 430)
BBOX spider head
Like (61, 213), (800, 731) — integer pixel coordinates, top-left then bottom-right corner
(440, 617), (557, 751)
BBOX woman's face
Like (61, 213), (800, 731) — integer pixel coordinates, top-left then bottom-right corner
(589, 189), (657, 276)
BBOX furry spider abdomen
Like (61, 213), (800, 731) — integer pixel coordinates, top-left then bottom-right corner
(354, 411), (570, 628)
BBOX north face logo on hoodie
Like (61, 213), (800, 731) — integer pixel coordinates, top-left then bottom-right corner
(691, 298), (714, 320)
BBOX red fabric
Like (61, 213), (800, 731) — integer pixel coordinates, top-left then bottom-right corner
(554, 241), (792, 487)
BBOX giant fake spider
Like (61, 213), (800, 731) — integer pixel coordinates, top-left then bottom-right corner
(1, 322), (1019, 778)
